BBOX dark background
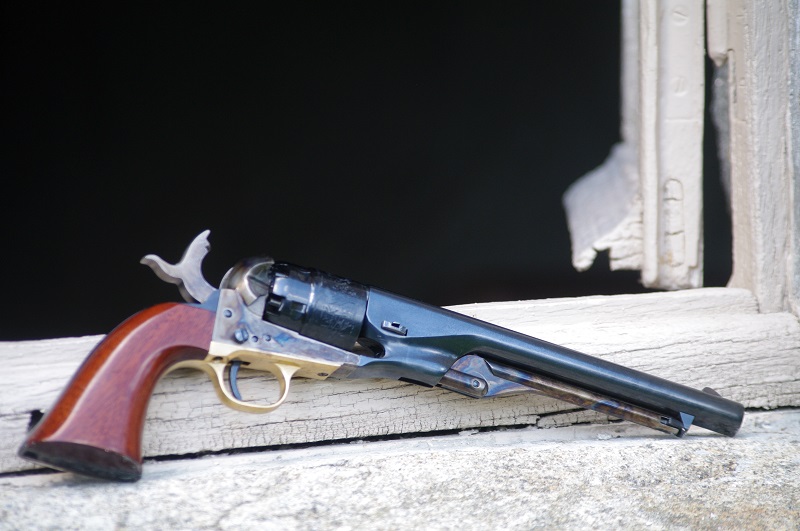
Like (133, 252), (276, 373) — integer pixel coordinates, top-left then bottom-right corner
(1, 2), (731, 340)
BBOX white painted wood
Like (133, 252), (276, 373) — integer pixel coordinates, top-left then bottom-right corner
(2, 409), (798, 529)
(708, 0), (800, 313)
(562, 143), (643, 272)
(2, 288), (798, 475)
(705, 0), (730, 66)
(791, 0), (800, 316)
(640, 0), (705, 288)
(563, 0), (642, 273)
(563, 0), (705, 289)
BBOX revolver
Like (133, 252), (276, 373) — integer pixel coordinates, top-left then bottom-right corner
(19, 231), (745, 481)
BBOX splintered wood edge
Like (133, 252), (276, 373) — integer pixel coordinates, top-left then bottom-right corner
(1, 288), (798, 473)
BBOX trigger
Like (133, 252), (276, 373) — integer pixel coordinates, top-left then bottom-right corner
(229, 360), (243, 400)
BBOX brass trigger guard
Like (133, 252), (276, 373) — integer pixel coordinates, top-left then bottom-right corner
(175, 358), (300, 413)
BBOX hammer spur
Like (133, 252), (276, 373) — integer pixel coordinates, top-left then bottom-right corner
(140, 230), (216, 303)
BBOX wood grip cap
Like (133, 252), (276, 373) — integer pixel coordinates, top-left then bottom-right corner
(19, 303), (215, 481)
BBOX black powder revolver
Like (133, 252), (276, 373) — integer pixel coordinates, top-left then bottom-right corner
(19, 231), (745, 481)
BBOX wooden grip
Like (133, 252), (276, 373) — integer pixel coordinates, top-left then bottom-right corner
(19, 303), (215, 481)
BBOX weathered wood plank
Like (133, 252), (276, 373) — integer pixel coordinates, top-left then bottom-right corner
(2, 288), (798, 475)
(709, 0), (800, 313)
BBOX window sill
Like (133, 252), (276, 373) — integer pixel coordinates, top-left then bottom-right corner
(2, 287), (798, 477)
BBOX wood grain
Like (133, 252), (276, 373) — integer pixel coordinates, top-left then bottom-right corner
(2, 288), (799, 475)
(719, 0), (800, 313)
(17, 303), (215, 480)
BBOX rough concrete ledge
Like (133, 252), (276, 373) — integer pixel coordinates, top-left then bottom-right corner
(1, 409), (798, 530)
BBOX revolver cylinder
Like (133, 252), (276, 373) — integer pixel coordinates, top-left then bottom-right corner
(263, 262), (369, 351)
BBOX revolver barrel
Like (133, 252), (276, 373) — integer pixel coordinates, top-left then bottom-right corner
(259, 262), (744, 437)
